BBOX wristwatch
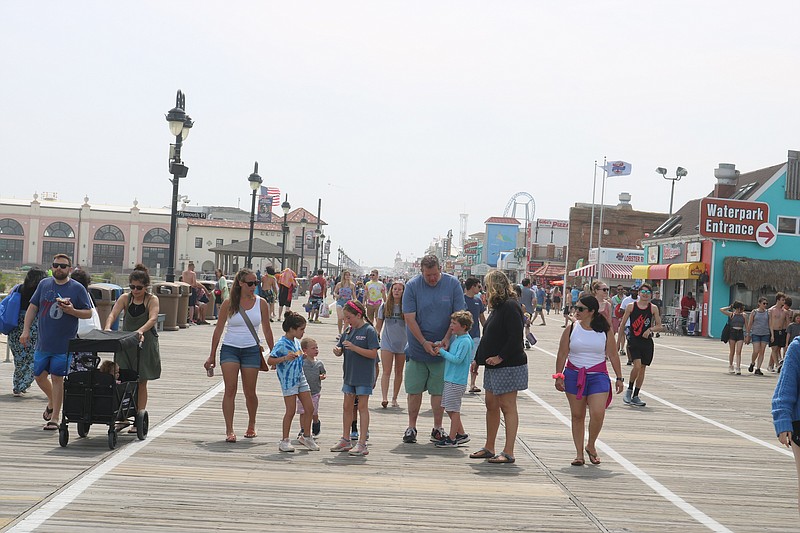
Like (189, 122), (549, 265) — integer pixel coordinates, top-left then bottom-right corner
(616, 377), (624, 382)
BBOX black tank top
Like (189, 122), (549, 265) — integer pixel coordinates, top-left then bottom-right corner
(629, 302), (653, 339)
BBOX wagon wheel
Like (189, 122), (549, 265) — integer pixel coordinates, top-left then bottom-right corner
(136, 410), (149, 440)
(58, 423), (69, 447)
(77, 422), (90, 438)
(107, 428), (117, 450)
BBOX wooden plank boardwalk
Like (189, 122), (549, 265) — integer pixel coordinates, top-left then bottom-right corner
(0, 308), (796, 532)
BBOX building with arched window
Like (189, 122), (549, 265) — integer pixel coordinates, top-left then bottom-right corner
(0, 194), (327, 277)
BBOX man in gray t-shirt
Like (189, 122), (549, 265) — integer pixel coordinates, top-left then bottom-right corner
(401, 255), (465, 444)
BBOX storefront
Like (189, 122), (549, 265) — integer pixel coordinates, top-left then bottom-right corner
(638, 156), (800, 338)
(568, 247), (644, 285)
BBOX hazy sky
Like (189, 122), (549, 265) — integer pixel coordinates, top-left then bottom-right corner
(2, 2), (798, 267)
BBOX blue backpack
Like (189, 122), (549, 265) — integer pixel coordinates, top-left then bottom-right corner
(0, 284), (22, 334)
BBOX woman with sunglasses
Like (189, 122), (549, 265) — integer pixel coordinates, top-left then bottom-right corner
(554, 295), (623, 465)
(616, 283), (662, 407)
(206, 269), (275, 442)
(590, 281), (612, 325)
(747, 297), (771, 375)
(105, 264), (161, 427)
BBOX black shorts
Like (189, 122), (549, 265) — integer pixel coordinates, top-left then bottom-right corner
(628, 337), (654, 366)
(278, 285), (292, 307)
(189, 292), (197, 306)
(729, 328), (745, 342)
(770, 329), (787, 348)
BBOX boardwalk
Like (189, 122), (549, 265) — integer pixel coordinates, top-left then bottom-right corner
(0, 309), (795, 533)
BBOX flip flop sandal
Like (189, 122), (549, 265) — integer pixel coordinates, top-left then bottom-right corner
(244, 429), (257, 438)
(43, 421), (59, 431)
(571, 459), (585, 466)
(226, 434), (237, 443)
(43, 406), (54, 421)
(488, 452), (516, 464)
(469, 447), (495, 459)
(585, 449), (601, 465)
(381, 401), (389, 409)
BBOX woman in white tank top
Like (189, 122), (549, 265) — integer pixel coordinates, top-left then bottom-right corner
(205, 269), (275, 443)
(553, 295), (624, 466)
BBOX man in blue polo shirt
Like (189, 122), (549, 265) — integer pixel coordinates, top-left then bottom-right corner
(401, 255), (466, 444)
(21, 254), (92, 430)
(463, 277), (486, 393)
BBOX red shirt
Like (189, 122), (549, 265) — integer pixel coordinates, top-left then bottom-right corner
(310, 275), (326, 297)
(680, 296), (696, 318)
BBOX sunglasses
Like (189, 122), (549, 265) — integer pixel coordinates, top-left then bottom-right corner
(575, 306), (588, 312)
(244, 280), (258, 287)
(599, 287), (609, 292)
(129, 284), (145, 291)
(52, 263), (70, 269)
(639, 290), (651, 294)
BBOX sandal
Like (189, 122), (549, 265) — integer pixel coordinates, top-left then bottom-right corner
(391, 400), (399, 408)
(128, 426), (138, 434)
(571, 458), (585, 466)
(43, 421), (59, 431)
(244, 428), (257, 438)
(469, 447), (495, 459)
(43, 406), (54, 421)
(381, 401), (389, 409)
(226, 433), (237, 443)
(488, 452), (516, 464)
(585, 448), (601, 465)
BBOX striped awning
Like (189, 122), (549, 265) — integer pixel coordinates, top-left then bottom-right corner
(568, 263), (596, 277)
(532, 263), (566, 278)
(601, 264), (634, 279)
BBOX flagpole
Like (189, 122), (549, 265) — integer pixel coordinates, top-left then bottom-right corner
(596, 156), (608, 280)
(589, 160), (598, 253)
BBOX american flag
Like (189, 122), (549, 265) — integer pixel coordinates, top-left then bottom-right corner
(261, 186), (281, 206)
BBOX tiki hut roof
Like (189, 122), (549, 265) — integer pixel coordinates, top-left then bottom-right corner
(723, 256), (800, 292)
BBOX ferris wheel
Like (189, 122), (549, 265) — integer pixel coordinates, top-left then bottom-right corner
(503, 192), (536, 223)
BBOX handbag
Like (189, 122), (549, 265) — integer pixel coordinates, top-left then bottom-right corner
(0, 285), (22, 334)
(77, 296), (103, 337)
(720, 320), (731, 344)
(320, 301), (330, 318)
(238, 305), (269, 372)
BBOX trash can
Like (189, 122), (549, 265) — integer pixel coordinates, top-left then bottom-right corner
(88, 283), (123, 331)
(199, 280), (217, 320)
(153, 282), (180, 331)
(175, 281), (191, 328)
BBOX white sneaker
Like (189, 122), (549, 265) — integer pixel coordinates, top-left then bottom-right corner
(299, 434), (320, 451)
(349, 442), (369, 456)
(279, 439), (295, 452)
(728, 365), (735, 374)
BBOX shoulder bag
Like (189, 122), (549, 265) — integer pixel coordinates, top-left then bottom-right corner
(77, 292), (103, 337)
(0, 285), (22, 334)
(238, 305), (270, 372)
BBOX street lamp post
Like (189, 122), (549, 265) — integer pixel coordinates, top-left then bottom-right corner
(280, 196), (291, 269)
(299, 216), (308, 277)
(165, 90), (193, 283)
(246, 162), (263, 270)
(337, 247), (343, 277)
(318, 232), (325, 272)
(325, 238), (331, 273)
(656, 166), (688, 216)
(312, 198), (322, 272)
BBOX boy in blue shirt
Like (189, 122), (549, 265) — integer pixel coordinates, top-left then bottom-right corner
(432, 310), (474, 447)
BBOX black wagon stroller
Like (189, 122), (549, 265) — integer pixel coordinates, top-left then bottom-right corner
(59, 330), (149, 449)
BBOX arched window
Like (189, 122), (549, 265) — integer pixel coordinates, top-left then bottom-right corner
(94, 224), (124, 242)
(143, 228), (170, 244)
(0, 218), (24, 236)
(43, 222), (75, 239)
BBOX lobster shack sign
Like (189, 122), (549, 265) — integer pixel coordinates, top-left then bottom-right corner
(699, 197), (770, 242)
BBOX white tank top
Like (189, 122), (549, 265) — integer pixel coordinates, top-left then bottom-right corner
(223, 297), (263, 348)
(567, 323), (607, 369)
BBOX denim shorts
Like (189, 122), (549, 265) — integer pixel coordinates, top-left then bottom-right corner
(563, 368), (611, 397)
(283, 382), (311, 397)
(34, 351), (71, 377)
(751, 334), (770, 344)
(342, 384), (373, 396)
(219, 344), (262, 369)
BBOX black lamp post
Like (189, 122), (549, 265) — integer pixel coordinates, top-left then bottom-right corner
(656, 166), (688, 216)
(280, 196), (291, 269)
(165, 90), (193, 283)
(299, 216), (308, 276)
(325, 237), (331, 273)
(337, 246), (343, 277)
(246, 161), (263, 270)
(318, 231), (325, 272)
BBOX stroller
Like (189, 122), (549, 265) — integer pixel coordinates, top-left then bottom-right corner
(59, 330), (149, 449)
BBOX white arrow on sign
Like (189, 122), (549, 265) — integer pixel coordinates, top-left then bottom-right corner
(755, 222), (777, 247)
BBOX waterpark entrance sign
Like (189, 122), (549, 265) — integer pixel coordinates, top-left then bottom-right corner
(699, 198), (769, 243)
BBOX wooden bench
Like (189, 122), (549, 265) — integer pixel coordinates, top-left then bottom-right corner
(156, 313), (166, 332)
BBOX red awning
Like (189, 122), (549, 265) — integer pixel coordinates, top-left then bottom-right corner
(601, 264), (634, 279)
(649, 264), (670, 279)
(532, 264), (566, 278)
(568, 264), (596, 278)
